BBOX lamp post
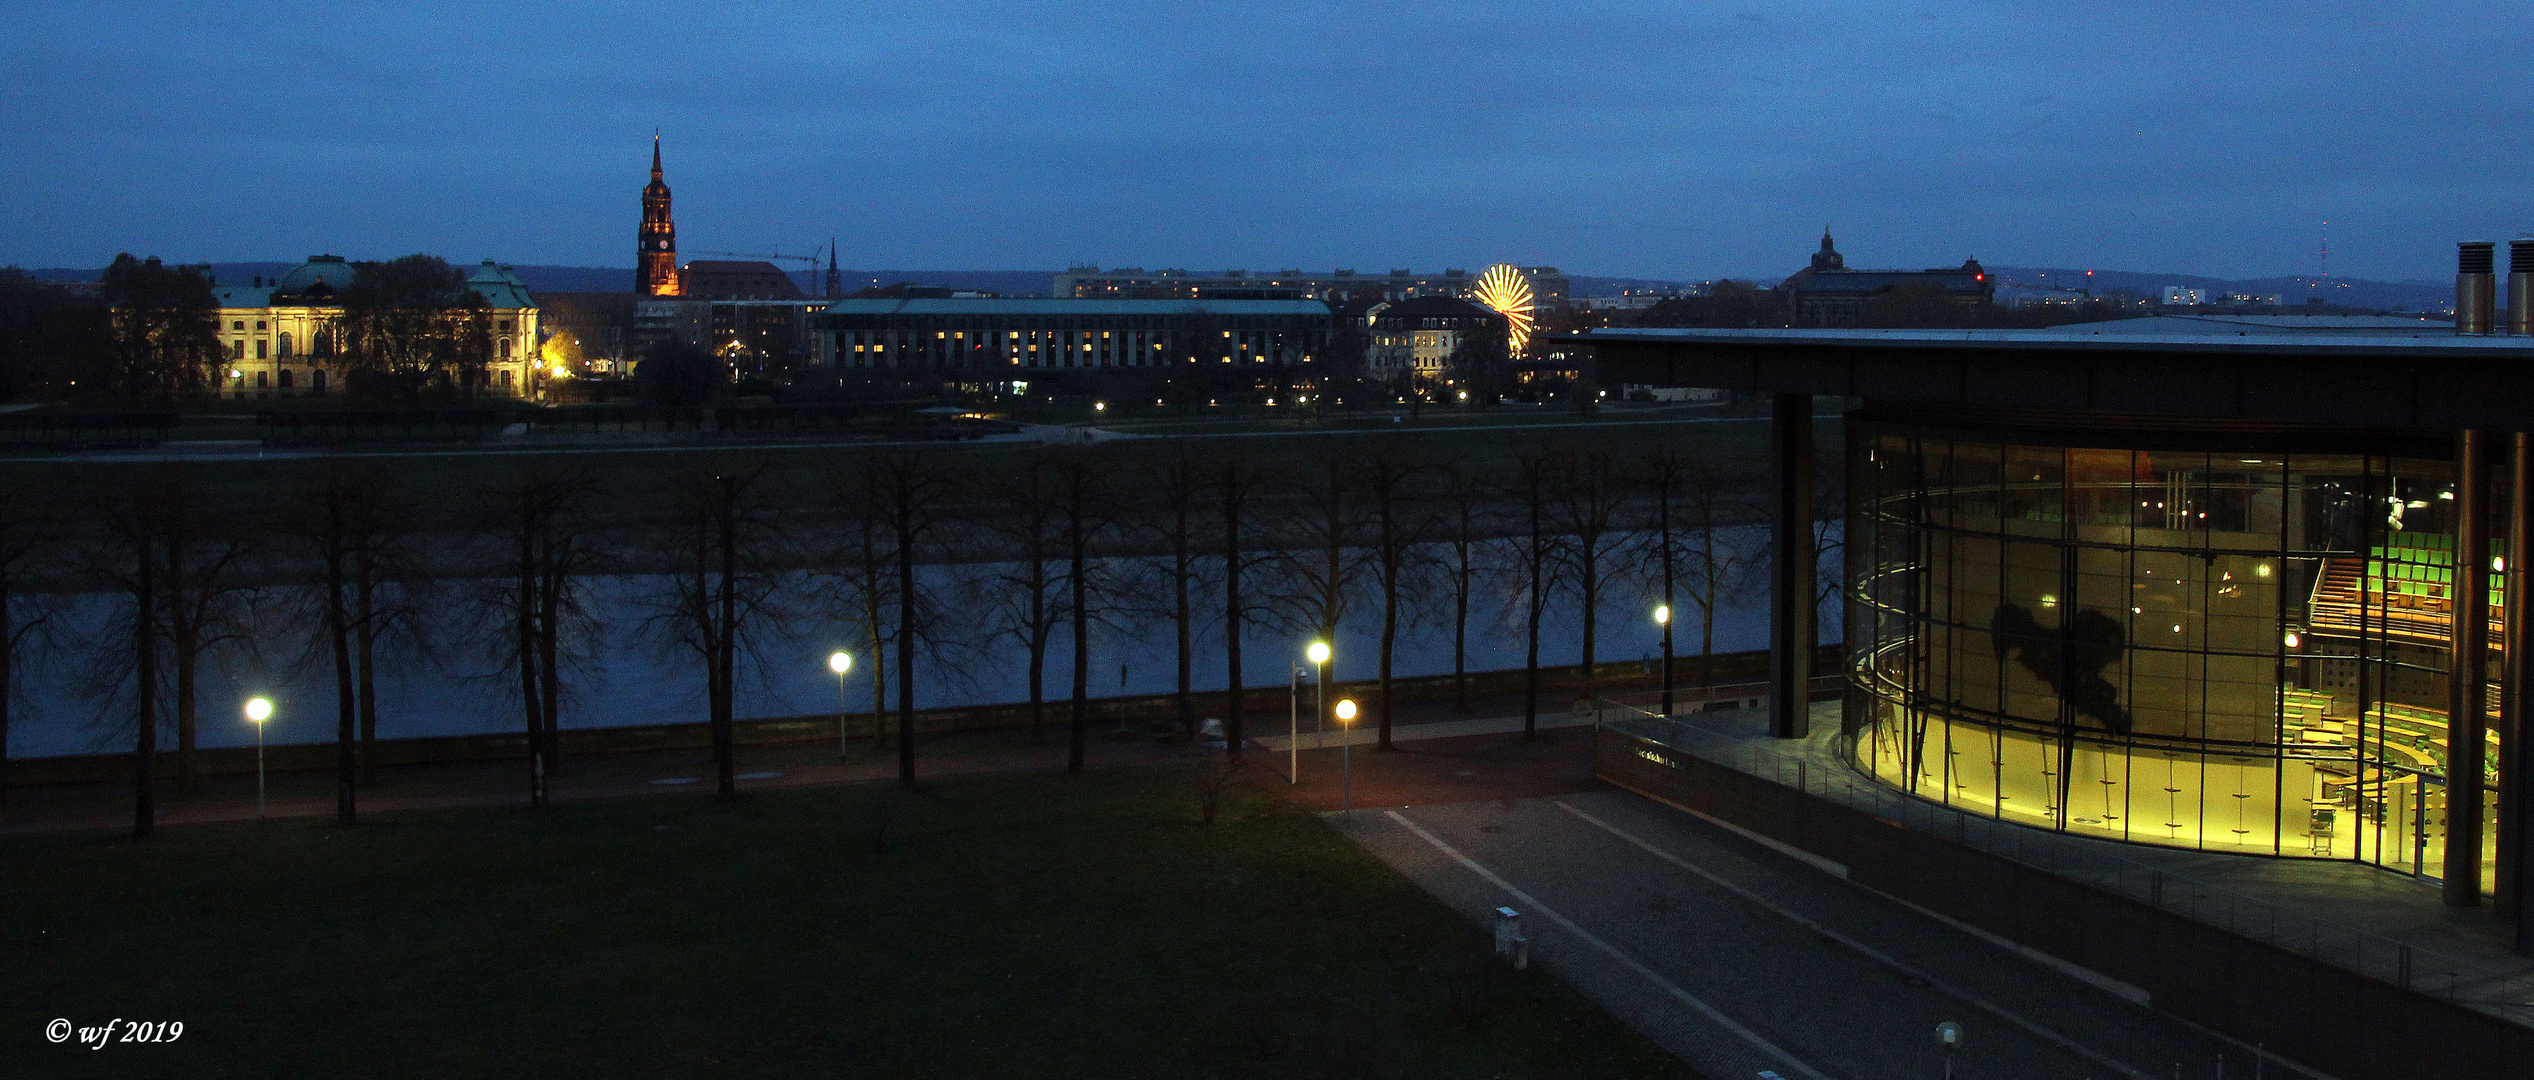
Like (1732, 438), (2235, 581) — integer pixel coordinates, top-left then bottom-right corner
(828, 651), (853, 760)
(1654, 604), (1674, 717)
(1307, 640), (1332, 751)
(1288, 661), (1302, 785)
(244, 697), (273, 820)
(1335, 698), (1358, 817)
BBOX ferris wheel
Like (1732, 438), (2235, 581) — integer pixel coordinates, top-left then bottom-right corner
(1473, 264), (1535, 353)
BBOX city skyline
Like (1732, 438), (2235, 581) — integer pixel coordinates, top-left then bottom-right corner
(7, 3), (2532, 281)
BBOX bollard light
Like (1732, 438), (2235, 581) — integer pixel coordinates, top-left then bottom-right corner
(1336, 698), (1359, 816)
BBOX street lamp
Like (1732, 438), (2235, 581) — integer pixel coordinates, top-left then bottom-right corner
(1307, 640), (1332, 752)
(243, 697), (273, 820)
(1654, 603), (1674, 716)
(828, 651), (854, 760)
(1335, 698), (1358, 817)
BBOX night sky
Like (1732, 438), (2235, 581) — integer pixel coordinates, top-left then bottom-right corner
(4, 2), (2529, 281)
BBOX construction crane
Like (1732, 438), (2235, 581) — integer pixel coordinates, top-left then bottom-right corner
(689, 241), (845, 298)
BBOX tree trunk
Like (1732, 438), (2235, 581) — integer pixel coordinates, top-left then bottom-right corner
(713, 476), (738, 801)
(167, 533), (196, 797)
(1377, 486), (1398, 752)
(1067, 477), (1090, 775)
(895, 491), (918, 787)
(0, 558), (13, 806)
(1173, 497), (1193, 737)
(133, 525), (156, 840)
(1221, 468), (1244, 761)
(539, 527), (564, 776)
(861, 517), (886, 753)
(1524, 480), (1544, 741)
(1452, 534), (1471, 713)
(519, 509), (545, 809)
(355, 532), (379, 787)
(1027, 531), (1047, 741)
(327, 496), (357, 825)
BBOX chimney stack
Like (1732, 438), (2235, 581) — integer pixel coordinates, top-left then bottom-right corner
(2510, 240), (2534, 335)
(2459, 241), (2496, 334)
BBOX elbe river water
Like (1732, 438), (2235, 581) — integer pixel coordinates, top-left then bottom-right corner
(11, 527), (1837, 758)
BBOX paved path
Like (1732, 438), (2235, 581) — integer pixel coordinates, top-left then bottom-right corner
(1342, 789), (2330, 1080)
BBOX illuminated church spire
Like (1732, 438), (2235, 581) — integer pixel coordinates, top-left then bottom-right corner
(637, 134), (681, 296)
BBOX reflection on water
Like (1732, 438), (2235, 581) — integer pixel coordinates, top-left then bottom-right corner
(16, 528), (1840, 757)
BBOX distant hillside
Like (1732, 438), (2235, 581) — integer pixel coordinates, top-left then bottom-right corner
(9, 263), (1058, 298)
(1987, 266), (2448, 312)
(10, 261), (2449, 311)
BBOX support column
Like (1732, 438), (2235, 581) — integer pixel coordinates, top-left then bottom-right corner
(2506, 434), (2533, 942)
(2448, 430), (2491, 908)
(1770, 392), (1815, 740)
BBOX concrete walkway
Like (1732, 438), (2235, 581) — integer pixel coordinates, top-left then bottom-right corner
(1341, 789), (2321, 1080)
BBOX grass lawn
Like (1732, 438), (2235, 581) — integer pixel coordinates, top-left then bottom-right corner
(6, 764), (1699, 1079)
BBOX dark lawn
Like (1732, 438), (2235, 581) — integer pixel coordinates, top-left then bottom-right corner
(6, 764), (1699, 1079)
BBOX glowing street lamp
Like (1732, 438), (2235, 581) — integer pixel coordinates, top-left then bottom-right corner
(1335, 698), (1359, 817)
(244, 697), (273, 820)
(1654, 604), (1675, 716)
(828, 651), (854, 760)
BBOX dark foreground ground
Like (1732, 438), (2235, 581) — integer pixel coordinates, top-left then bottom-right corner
(4, 761), (1696, 1079)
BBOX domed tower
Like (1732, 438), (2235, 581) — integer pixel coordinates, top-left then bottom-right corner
(1811, 228), (1845, 272)
(637, 136), (680, 296)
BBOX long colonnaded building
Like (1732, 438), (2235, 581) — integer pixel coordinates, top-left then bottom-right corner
(822, 298), (1333, 375)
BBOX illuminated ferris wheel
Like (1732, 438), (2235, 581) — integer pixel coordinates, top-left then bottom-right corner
(1472, 264), (1536, 354)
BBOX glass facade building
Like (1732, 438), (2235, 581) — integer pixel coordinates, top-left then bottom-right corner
(1847, 413), (2499, 885)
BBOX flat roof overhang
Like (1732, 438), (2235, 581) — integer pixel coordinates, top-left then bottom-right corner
(1561, 328), (2534, 432)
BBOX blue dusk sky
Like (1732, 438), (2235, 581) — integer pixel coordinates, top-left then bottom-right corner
(2, 1), (2528, 281)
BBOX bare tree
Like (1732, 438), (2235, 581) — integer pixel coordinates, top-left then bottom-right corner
(1510, 452), (1561, 740)
(1436, 461), (1495, 713)
(0, 484), (52, 804)
(1050, 446), (1116, 774)
(650, 466), (787, 801)
(1216, 455), (1266, 760)
(824, 478), (896, 755)
(160, 484), (256, 797)
(94, 501), (160, 839)
(977, 455), (1066, 741)
(1142, 444), (1211, 736)
(1556, 451), (1628, 706)
(1356, 449), (1430, 750)
(477, 467), (600, 809)
(874, 452), (953, 786)
(1680, 458), (1755, 706)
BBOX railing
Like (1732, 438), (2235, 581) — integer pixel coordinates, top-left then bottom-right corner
(1596, 693), (2534, 1027)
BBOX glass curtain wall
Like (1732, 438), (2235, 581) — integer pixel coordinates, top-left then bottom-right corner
(1848, 428), (2501, 885)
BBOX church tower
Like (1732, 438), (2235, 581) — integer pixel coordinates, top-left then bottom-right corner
(637, 136), (680, 296)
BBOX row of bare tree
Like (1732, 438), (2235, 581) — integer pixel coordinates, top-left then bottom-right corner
(0, 436), (1830, 839)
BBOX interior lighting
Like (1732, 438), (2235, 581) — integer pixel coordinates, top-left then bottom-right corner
(2284, 631), (2301, 648)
